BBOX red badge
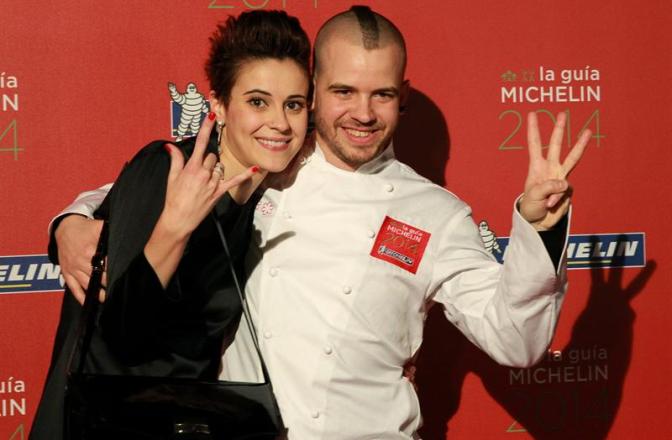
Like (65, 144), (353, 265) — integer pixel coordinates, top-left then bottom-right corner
(370, 216), (431, 274)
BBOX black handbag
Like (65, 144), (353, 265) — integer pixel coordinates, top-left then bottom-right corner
(64, 215), (285, 440)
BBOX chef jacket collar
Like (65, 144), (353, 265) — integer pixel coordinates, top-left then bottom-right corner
(312, 141), (396, 175)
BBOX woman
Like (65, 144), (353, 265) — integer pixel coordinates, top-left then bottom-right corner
(30, 10), (311, 439)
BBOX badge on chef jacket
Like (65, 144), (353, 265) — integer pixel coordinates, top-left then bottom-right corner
(370, 217), (430, 274)
(256, 198), (275, 216)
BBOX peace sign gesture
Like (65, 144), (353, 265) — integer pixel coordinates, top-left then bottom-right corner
(519, 112), (591, 231)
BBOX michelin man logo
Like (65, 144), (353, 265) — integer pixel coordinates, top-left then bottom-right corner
(479, 220), (502, 255)
(169, 82), (209, 141)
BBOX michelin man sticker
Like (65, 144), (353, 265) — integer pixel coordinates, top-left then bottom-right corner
(169, 82), (209, 141)
(479, 220), (502, 255)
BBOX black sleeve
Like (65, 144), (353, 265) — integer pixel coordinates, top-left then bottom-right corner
(96, 134), (219, 362)
(100, 252), (175, 361)
(97, 141), (176, 361)
(538, 214), (568, 271)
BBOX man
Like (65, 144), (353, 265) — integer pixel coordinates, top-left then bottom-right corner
(49, 6), (589, 439)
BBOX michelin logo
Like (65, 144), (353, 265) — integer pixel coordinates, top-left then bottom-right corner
(564, 233), (646, 268)
(479, 220), (502, 255)
(489, 232), (646, 269)
(0, 255), (64, 295)
(377, 245), (414, 266)
(479, 221), (646, 269)
(169, 82), (210, 141)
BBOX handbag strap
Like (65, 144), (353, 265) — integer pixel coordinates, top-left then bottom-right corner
(211, 212), (273, 384)
(66, 219), (109, 376)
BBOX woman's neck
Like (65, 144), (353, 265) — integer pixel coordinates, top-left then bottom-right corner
(218, 147), (266, 204)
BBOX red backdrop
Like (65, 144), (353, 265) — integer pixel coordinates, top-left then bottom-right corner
(1, 1), (669, 438)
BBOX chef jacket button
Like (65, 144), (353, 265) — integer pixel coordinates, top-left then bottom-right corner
(367, 230), (376, 238)
(269, 267), (279, 277)
(384, 183), (394, 192)
(323, 346), (333, 355)
(310, 410), (320, 419)
(342, 286), (352, 295)
(264, 331), (273, 339)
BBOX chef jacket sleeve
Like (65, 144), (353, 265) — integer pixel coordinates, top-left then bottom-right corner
(429, 200), (569, 368)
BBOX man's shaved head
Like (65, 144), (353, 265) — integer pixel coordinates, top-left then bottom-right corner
(314, 5), (407, 75)
(310, 5), (409, 171)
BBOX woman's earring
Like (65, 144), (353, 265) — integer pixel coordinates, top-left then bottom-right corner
(217, 121), (226, 154)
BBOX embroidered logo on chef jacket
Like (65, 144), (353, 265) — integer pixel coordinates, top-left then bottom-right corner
(479, 220), (502, 255)
(370, 217), (431, 274)
(255, 198), (275, 216)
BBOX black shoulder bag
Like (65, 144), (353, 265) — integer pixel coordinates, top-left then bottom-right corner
(64, 215), (285, 440)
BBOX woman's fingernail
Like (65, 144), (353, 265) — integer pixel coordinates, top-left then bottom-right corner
(251, 165), (260, 173)
(208, 112), (216, 121)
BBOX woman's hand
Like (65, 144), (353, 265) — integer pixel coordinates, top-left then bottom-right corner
(160, 113), (257, 238)
(145, 113), (257, 287)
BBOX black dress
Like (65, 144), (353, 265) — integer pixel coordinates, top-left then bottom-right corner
(30, 132), (259, 439)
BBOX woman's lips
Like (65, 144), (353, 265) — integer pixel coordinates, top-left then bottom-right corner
(257, 137), (290, 152)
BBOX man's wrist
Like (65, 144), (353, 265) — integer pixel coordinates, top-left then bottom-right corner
(49, 214), (86, 264)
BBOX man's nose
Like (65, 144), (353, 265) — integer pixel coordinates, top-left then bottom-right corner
(350, 96), (376, 124)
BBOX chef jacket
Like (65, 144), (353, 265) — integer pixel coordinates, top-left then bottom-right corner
(219, 143), (569, 439)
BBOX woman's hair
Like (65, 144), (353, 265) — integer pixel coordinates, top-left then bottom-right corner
(205, 10), (311, 104)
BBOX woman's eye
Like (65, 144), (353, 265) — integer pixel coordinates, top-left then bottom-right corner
(248, 98), (267, 108)
(286, 101), (305, 112)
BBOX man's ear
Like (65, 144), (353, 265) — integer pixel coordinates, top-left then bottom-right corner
(310, 76), (317, 111)
(399, 79), (410, 114)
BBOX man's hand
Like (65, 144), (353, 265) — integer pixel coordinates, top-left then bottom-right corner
(55, 215), (105, 304)
(520, 112), (591, 230)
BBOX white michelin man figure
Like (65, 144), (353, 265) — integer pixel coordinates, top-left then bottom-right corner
(168, 82), (208, 141)
(479, 220), (502, 255)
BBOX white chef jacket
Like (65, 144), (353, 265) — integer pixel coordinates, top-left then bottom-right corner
(220, 143), (569, 439)
(54, 143), (569, 439)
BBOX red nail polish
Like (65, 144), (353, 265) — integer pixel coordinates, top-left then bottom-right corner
(251, 165), (260, 173)
(208, 112), (216, 121)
